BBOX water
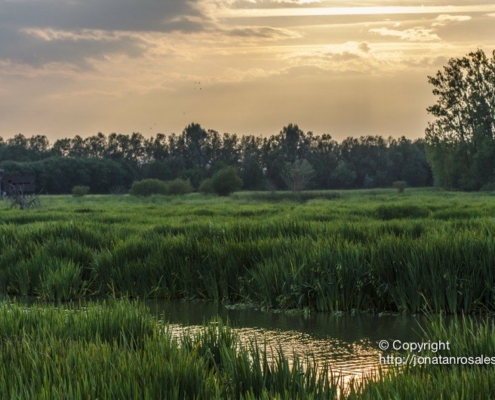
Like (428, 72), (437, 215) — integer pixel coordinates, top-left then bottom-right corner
(148, 300), (426, 383)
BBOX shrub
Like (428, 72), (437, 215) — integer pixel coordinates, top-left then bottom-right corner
(129, 179), (168, 197)
(167, 178), (193, 195)
(72, 186), (90, 197)
(211, 167), (243, 196)
(198, 178), (214, 194)
(393, 180), (407, 193)
(480, 182), (495, 192)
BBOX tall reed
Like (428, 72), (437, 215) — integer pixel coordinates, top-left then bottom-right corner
(1, 190), (495, 313)
(346, 315), (495, 399)
(0, 300), (339, 399)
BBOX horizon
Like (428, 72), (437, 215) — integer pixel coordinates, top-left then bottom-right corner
(1, 0), (494, 141)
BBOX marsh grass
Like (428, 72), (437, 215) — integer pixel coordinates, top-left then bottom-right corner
(0, 300), (338, 399)
(1, 190), (495, 313)
(346, 314), (495, 399)
(231, 190), (342, 202)
(2, 299), (493, 398)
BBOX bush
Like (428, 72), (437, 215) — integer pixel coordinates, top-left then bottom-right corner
(393, 180), (407, 193)
(198, 178), (214, 194)
(211, 167), (243, 196)
(480, 182), (495, 192)
(72, 185), (90, 197)
(167, 178), (193, 195)
(129, 179), (168, 197)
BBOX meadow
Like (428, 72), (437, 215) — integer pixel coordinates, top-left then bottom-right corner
(347, 314), (495, 399)
(1, 299), (494, 399)
(0, 300), (338, 399)
(2, 189), (495, 398)
(1, 188), (495, 313)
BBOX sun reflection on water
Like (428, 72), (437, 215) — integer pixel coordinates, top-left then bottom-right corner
(166, 323), (387, 394)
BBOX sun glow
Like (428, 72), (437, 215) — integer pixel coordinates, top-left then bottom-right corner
(219, 5), (495, 18)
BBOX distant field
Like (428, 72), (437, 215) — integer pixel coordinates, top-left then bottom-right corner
(1, 188), (495, 313)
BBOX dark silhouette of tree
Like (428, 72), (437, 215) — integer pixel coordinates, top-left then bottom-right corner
(0, 122), (435, 193)
(426, 49), (495, 190)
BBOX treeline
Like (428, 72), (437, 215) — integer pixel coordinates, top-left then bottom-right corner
(0, 123), (432, 194)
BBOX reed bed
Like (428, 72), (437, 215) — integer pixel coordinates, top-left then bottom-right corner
(0, 300), (338, 399)
(1, 190), (495, 313)
(345, 315), (495, 399)
(2, 299), (494, 398)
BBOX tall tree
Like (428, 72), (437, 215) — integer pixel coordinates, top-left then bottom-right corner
(425, 49), (495, 190)
(182, 123), (208, 170)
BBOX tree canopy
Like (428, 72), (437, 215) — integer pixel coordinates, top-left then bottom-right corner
(425, 49), (495, 190)
(0, 124), (433, 194)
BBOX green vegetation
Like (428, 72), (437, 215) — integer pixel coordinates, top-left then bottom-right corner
(348, 315), (495, 399)
(211, 166), (243, 196)
(1, 189), (495, 314)
(199, 177), (214, 194)
(1, 298), (494, 399)
(393, 180), (407, 194)
(129, 178), (168, 196)
(167, 178), (193, 195)
(0, 300), (337, 399)
(426, 49), (495, 191)
(72, 185), (90, 197)
(129, 178), (194, 197)
(0, 123), (432, 195)
(283, 159), (315, 191)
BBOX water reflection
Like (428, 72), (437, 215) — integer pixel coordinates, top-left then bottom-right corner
(149, 300), (426, 384)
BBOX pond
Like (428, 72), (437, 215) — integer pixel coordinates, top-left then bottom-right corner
(149, 300), (426, 384)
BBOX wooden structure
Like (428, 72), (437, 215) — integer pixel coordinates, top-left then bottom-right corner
(1, 175), (36, 195)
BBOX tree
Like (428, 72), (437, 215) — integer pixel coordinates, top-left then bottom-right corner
(281, 124), (303, 163)
(331, 161), (356, 189)
(240, 153), (265, 190)
(425, 49), (495, 190)
(181, 123), (208, 170)
(211, 167), (243, 196)
(283, 159), (315, 191)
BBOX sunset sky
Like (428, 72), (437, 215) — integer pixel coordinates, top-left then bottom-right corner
(1, 0), (495, 141)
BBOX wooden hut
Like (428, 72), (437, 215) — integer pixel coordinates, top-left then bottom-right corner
(1, 175), (36, 195)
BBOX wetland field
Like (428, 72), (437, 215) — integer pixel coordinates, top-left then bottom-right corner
(1, 189), (495, 398)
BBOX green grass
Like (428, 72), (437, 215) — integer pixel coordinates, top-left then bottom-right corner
(1, 189), (495, 313)
(2, 189), (495, 397)
(1, 298), (494, 399)
(0, 300), (338, 399)
(346, 314), (495, 399)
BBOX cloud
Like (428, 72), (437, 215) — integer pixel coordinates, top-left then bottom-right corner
(212, 3), (495, 18)
(0, 26), (147, 68)
(21, 28), (133, 43)
(327, 51), (362, 62)
(0, 0), (205, 68)
(221, 0), (323, 9)
(280, 41), (379, 75)
(244, 0), (323, 5)
(226, 26), (301, 39)
(369, 27), (440, 42)
(432, 14), (471, 27)
(1, 0), (202, 32)
(359, 42), (371, 53)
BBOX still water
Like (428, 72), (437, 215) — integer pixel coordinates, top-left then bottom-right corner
(148, 300), (426, 383)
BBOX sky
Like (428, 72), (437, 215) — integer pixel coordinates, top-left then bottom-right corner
(1, 0), (495, 142)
